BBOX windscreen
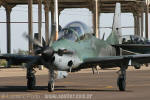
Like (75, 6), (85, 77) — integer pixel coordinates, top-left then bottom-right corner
(58, 28), (78, 41)
(58, 21), (92, 41)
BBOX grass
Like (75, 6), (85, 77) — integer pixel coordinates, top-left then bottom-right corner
(0, 60), (7, 67)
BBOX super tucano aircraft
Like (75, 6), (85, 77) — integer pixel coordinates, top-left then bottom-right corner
(114, 35), (150, 54)
(1, 3), (150, 92)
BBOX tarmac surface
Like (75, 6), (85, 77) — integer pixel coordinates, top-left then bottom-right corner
(0, 68), (150, 100)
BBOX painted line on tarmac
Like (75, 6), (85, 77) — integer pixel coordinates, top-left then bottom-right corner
(128, 84), (150, 87)
(105, 86), (113, 89)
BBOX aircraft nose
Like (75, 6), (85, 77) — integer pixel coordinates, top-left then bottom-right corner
(53, 54), (70, 70)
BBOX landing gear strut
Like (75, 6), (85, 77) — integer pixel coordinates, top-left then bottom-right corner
(27, 68), (36, 90)
(48, 67), (55, 92)
(117, 67), (126, 91)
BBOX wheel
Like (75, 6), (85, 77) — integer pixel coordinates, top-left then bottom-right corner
(117, 77), (126, 91)
(134, 65), (141, 69)
(48, 81), (54, 92)
(27, 76), (36, 90)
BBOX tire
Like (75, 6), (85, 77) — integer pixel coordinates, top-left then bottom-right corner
(134, 65), (141, 69)
(117, 77), (126, 91)
(27, 76), (36, 90)
(48, 81), (54, 92)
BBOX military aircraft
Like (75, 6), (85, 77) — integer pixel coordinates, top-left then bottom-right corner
(114, 35), (150, 54)
(1, 3), (150, 92)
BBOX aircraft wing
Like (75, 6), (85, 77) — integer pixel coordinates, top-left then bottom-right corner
(0, 54), (41, 65)
(81, 54), (150, 68)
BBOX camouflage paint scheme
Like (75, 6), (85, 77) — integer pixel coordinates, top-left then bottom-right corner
(1, 3), (150, 92)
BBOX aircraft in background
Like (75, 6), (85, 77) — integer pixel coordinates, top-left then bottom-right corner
(114, 35), (150, 54)
(1, 3), (150, 92)
(122, 35), (150, 44)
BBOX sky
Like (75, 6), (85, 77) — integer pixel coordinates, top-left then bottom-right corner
(0, 5), (141, 53)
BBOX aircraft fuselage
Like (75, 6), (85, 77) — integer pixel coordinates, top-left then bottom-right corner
(52, 35), (116, 71)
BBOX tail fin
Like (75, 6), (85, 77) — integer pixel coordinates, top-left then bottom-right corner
(106, 3), (122, 45)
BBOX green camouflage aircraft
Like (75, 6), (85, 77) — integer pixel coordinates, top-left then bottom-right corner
(1, 3), (150, 92)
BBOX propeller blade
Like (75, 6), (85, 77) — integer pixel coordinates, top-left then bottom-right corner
(23, 33), (42, 48)
(34, 48), (43, 55)
(40, 58), (50, 69)
(49, 24), (56, 46)
(42, 37), (46, 47)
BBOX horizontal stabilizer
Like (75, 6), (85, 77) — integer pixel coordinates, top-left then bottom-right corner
(113, 44), (150, 54)
(113, 44), (150, 48)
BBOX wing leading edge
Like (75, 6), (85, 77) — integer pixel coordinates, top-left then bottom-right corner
(0, 54), (41, 65)
(81, 54), (150, 68)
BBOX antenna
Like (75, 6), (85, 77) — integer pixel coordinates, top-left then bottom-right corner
(102, 32), (105, 40)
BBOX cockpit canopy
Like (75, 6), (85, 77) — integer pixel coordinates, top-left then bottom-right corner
(122, 35), (150, 44)
(58, 21), (92, 41)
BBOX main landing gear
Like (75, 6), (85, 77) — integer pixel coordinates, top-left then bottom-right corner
(117, 67), (126, 91)
(27, 68), (36, 90)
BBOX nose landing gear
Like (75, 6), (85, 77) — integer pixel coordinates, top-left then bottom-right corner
(48, 66), (55, 92)
(48, 80), (54, 92)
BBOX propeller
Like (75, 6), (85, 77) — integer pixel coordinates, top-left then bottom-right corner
(24, 24), (72, 81)
(23, 24), (73, 64)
